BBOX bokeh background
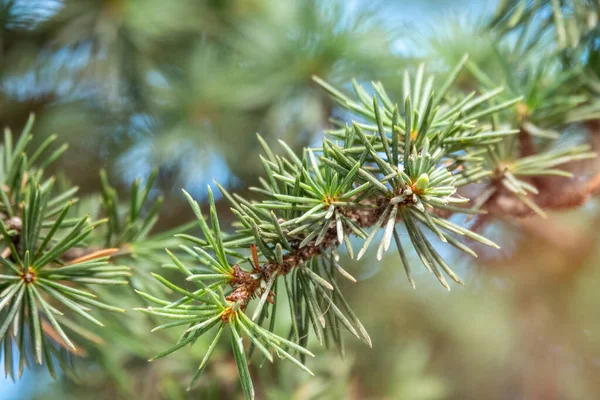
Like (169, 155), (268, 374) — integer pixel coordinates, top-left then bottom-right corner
(2, 0), (600, 399)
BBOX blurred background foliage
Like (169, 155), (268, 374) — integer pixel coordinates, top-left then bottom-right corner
(2, 0), (600, 399)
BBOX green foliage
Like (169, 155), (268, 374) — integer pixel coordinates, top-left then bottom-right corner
(1, 2), (600, 399)
(135, 59), (577, 398)
(428, 0), (600, 217)
(0, 117), (128, 380)
(491, 0), (600, 53)
(0, 115), (198, 393)
(131, 3), (600, 388)
(0, 115), (68, 225)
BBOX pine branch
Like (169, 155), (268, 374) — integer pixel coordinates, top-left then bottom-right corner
(135, 60), (526, 398)
(0, 116), (129, 379)
(134, 43), (600, 395)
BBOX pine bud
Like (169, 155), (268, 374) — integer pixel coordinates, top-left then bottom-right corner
(275, 243), (284, 264)
(415, 173), (429, 191)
